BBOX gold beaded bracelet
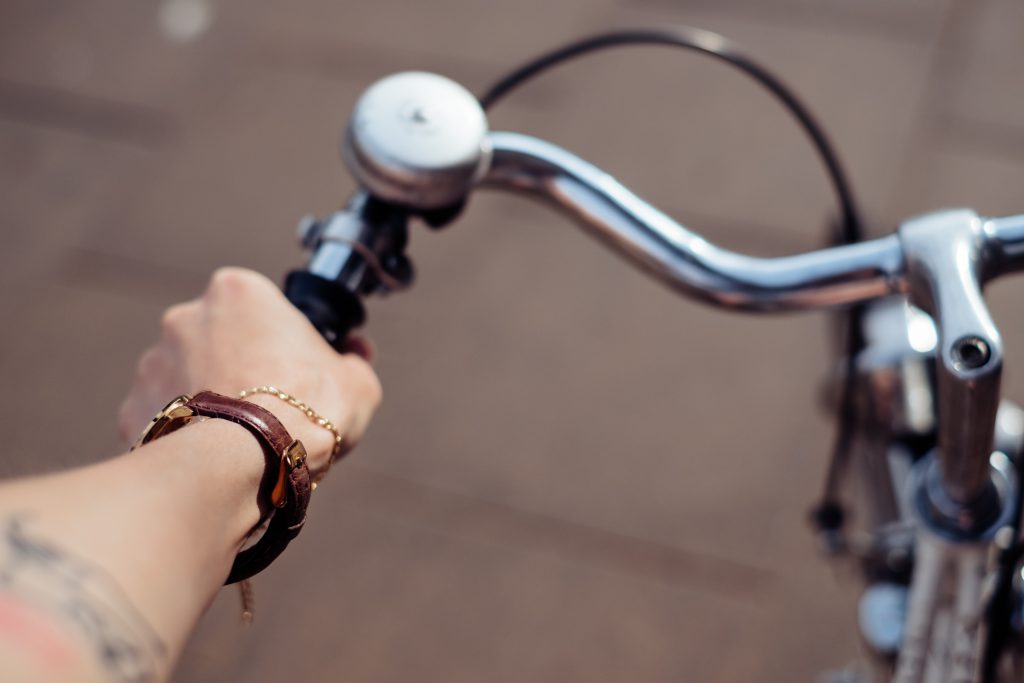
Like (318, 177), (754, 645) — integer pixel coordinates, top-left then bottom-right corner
(238, 385), (344, 489)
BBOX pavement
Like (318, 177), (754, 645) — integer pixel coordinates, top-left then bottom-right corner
(2, 0), (1023, 680)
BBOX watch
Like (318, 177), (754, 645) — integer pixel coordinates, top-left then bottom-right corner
(133, 391), (312, 584)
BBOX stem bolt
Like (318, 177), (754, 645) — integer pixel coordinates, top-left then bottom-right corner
(952, 336), (991, 370)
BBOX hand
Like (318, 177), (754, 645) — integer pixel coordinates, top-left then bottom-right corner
(118, 267), (382, 476)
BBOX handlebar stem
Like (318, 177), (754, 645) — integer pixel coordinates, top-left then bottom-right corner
(900, 210), (1003, 510)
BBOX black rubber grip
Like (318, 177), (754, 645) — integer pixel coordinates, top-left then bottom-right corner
(284, 270), (365, 350)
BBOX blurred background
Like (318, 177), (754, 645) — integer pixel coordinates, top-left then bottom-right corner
(2, 0), (1024, 680)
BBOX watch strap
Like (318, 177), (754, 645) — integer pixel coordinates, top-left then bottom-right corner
(186, 391), (312, 585)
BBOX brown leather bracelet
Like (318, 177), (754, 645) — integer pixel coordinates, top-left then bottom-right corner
(134, 391), (312, 584)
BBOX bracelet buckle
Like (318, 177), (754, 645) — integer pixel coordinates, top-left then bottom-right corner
(270, 440), (307, 508)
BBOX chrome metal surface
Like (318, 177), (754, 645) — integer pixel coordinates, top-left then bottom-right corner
(899, 210), (1003, 506)
(303, 192), (412, 295)
(475, 129), (1024, 321)
(876, 448), (1016, 681)
(343, 72), (491, 209)
(994, 401), (1024, 460)
(859, 582), (908, 655)
(854, 297), (937, 439)
(900, 447), (1017, 683)
(858, 297), (938, 366)
(483, 132), (906, 312)
(306, 193), (374, 288)
(848, 300), (936, 534)
(900, 493), (1005, 683)
(983, 213), (1024, 279)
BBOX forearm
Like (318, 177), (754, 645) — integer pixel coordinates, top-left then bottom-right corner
(0, 417), (268, 682)
(0, 267), (382, 682)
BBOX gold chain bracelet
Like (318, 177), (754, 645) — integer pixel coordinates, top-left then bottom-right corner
(231, 385), (343, 623)
(238, 385), (344, 489)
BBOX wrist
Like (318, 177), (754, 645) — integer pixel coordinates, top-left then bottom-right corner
(157, 417), (267, 544)
(133, 391), (314, 584)
(241, 392), (339, 474)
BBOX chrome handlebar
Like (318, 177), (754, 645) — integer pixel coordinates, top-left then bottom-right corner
(295, 71), (1024, 535)
(484, 132), (907, 312)
(483, 132), (1024, 316)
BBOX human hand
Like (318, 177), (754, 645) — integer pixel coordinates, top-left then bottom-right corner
(118, 267), (382, 476)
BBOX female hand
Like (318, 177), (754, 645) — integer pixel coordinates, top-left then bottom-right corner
(118, 267), (382, 476)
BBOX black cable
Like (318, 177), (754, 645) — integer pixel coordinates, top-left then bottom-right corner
(479, 27), (863, 245)
(813, 298), (866, 550)
(481, 27), (867, 542)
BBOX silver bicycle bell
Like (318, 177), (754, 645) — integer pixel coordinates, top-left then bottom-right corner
(287, 72), (491, 345)
(342, 71), (493, 210)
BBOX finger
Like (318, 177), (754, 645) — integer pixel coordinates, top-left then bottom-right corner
(160, 301), (201, 342)
(204, 267), (280, 306)
(132, 346), (186, 412)
(134, 347), (168, 386)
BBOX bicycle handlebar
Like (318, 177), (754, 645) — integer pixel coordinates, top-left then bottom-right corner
(291, 70), (1024, 533)
(477, 131), (1024, 519)
(484, 131), (907, 312)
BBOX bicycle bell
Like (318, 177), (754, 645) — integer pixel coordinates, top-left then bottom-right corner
(285, 72), (492, 346)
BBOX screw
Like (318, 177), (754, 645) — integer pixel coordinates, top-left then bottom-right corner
(952, 336), (991, 370)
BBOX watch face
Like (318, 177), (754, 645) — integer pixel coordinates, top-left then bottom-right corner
(131, 395), (197, 451)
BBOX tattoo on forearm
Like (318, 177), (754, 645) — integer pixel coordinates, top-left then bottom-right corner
(0, 515), (166, 682)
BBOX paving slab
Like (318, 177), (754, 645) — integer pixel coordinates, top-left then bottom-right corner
(600, 5), (940, 240)
(888, 143), (1024, 226)
(623, 0), (954, 43)
(0, 120), (158, 282)
(0, 281), (161, 478)
(942, 0), (1024, 141)
(225, 0), (617, 77)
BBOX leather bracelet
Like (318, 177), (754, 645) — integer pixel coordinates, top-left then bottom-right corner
(133, 391), (312, 584)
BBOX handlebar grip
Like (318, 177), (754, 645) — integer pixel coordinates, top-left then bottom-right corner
(284, 270), (365, 351)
